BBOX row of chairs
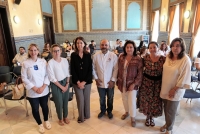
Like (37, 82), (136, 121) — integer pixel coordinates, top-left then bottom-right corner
(183, 71), (200, 103)
(0, 66), (75, 119)
(0, 66), (28, 116)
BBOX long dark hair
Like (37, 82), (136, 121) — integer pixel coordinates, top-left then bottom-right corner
(169, 37), (186, 59)
(123, 40), (137, 56)
(74, 36), (88, 54)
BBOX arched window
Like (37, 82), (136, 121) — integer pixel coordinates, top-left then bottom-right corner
(63, 4), (78, 31)
(41, 0), (52, 14)
(91, 0), (112, 30)
(126, 2), (141, 29)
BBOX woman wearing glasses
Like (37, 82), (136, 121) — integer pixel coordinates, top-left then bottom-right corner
(47, 44), (70, 126)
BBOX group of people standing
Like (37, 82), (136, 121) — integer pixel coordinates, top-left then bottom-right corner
(21, 37), (190, 134)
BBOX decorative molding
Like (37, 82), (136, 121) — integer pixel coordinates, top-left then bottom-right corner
(52, 0), (58, 32)
(169, 0), (186, 6)
(60, 1), (79, 32)
(125, 0), (143, 30)
(89, 0), (114, 31)
(82, 0), (86, 32)
(118, 0), (122, 30)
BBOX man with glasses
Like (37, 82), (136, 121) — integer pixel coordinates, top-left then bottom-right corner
(92, 39), (118, 119)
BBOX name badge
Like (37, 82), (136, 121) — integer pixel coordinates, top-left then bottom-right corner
(33, 65), (38, 70)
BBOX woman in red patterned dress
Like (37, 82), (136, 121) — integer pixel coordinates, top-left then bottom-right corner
(137, 41), (166, 127)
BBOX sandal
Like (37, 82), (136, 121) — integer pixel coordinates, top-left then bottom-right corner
(121, 113), (129, 120)
(63, 118), (70, 124)
(145, 118), (150, 126)
(77, 119), (84, 123)
(131, 120), (136, 127)
(150, 118), (155, 126)
(160, 124), (167, 132)
(58, 120), (65, 126)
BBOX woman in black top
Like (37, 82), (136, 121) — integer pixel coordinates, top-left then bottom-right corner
(70, 36), (93, 123)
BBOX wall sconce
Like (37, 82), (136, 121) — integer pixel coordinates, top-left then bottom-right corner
(38, 19), (42, 25)
(161, 15), (166, 21)
(13, 16), (20, 24)
(184, 10), (190, 19)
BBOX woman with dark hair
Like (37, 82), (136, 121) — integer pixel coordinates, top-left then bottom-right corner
(160, 38), (191, 134)
(137, 40), (144, 52)
(70, 36), (93, 123)
(117, 40), (143, 127)
(194, 51), (200, 70)
(158, 42), (169, 56)
(41, 43), (52, 61)
(137, 41), (165, 127)
(21, 43), (51, 133)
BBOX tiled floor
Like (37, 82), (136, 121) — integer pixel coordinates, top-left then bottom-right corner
(0, 82), (200, 134)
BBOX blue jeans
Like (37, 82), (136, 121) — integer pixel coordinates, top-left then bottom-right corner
(97, 87), (114, 113)
(28, 94), (49, 125)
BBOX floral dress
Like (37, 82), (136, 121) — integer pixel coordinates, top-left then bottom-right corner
(137, 54), (165, 117)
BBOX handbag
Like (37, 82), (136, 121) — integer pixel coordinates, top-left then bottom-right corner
(12, 77), (25, 99)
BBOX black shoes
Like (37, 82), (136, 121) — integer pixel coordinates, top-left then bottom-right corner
(98, 112), (105, 118)
(98, 112), (113, 119)
(107, 112), (113, 119)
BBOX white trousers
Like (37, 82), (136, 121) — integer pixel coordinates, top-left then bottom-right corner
(121, 89), (137, 118)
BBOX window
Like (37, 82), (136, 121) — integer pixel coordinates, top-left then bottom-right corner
(169, 5), (179, 43)
(126, 2), (141, 29)
(151, 10), (159, 41)
(91, 0), (112, 30)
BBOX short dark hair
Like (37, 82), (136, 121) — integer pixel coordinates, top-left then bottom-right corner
(148, 41), (159, 49)
(19, 46), (25, 50)
(116, 39), (120, 41)
(91, 40), (94, 42)
(169, 37), (186, 59)
(123, 40), (137, 56)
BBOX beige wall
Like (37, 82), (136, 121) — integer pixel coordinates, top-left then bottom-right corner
(8, 0), (43, 37)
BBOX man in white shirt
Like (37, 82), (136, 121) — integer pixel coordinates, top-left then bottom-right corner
(12, 47), (28, 66)
(93, 39), (118, 119)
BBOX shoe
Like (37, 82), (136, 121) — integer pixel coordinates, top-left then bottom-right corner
(145, 117), (150, 127)
(166, 130), (173, 134)
(121, 113), (129, 120)
(160, 124), (167, 132)
(107, 112), (113, 119)
(45, 121), (51, 129)
(77, 118), (85, 123)
(98, 112), (105, 119)
(150, 118), (155, 126)
(58, 120), (65, 126)
(38, 124), (45, 133)
(131, 120), (136, 127)
(63, 118), (70, 124)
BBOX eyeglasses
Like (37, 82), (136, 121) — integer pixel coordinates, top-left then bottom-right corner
(53, 50), (60, 53)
